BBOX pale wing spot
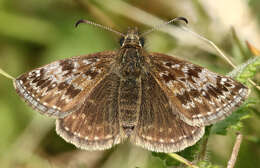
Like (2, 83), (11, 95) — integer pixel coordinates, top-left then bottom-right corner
(73, 61), (79, 68)
(147, 125), (153, 129)
(181, 65), (189, 73)
(90, 66), (96, 71)
(220, 78), (227, 84)
(182, 101), (196, 109)
(64, 98), (71, 103)
(171, 64), (180, 68)
(192, 113), (209, 118)
(182, 104), (191, 109)
(159, 139), (164, 142)
(215, 98), (222, 103)
(48, 108), (56, 114)
(219, 95), (226, 100)
(208, 114), (217, 120)
(52, 105), (57, 109)
(194, 97), (203, 103)
(190, 101), (196, 108)
(83, 59), (92, 65)
(166, 81), (174, 87)
(146, 136), (152, 140)
(159, 71), (169, 77)
(209, 101), (215, 105)
(71, 115), (76, 119)
(159, 128), (163, 132)
(73, 132), (81, 137)
(97, 69), (102, 73)
(52, 83), (57, 87)
(207, 112), (213, 115)
(36, 73), (41, 77)
(64, 126), (69, 131)
(105, 135), (113, 139)
(238, 88), (244, 94)
(38, 104), (47, 111)
(202, 91), (206, 96)
(46, 62), (60, 70)
(80, 113), (86, 119)
(87, 76), (92, 80)
(175, 88), (185, 96)
(178, 135), (187, 140)
(196, 114), (203, 118)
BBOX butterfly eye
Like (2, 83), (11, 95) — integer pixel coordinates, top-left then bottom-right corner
(140, 37), (145, 47)
(119, 37), (125, 46)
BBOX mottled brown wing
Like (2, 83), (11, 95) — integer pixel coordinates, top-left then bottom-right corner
(56, 73), (122, 150)
(148, 52), (249, 126)
(131, 72), (204, 153)
(14, 51), (116, 118)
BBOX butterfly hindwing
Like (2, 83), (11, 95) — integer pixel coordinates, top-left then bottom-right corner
(148, 52), (249, 126)
(131, 72), (204, 153)
(56, 73), (122, 150)
(14, 51), (116, 118)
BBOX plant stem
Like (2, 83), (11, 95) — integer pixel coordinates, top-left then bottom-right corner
(0, 68), (14, 80)
(168, 153), (199, 168)
(227, 133), (243, 168)
(197, 126), (212, 162)
(197, 136), (209, 161)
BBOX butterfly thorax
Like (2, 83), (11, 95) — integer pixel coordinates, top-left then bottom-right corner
(116, 28), (145, 79)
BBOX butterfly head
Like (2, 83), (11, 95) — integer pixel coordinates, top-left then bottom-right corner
(119, 27), (145, 48)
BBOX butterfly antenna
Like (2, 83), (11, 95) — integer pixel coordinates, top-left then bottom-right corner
(75, 19), (125, 37)
(141, 16), (188, 36)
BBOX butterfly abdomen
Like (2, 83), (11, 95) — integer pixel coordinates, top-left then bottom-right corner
(118, 78), (142, 136)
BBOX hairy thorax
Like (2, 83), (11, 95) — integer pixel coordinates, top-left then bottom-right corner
(117, 47), (144, 79)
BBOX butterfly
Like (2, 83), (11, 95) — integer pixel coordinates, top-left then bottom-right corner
(13, 18), (249, 153)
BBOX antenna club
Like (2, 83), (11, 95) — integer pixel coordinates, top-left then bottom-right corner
(141, 16), (189, 36)
(176, 17), (188, 24)
(75, 19), (85, 28)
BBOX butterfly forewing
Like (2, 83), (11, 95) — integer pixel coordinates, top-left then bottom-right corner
(56, 73), (122, 150)
(14, 51), (116, 118)
(132, 72), (204, 153)
(148, 53), (249, 126)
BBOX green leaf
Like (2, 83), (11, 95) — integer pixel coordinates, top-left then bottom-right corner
(210, 57), (260, 135)
(227, 57), (260, 85)
(197, 161), (220, 168)
(152, 141), (201, 167)
(211, 98), (257, 135)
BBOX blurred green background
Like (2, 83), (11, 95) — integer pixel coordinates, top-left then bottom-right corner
(0, 0), (259, 168)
